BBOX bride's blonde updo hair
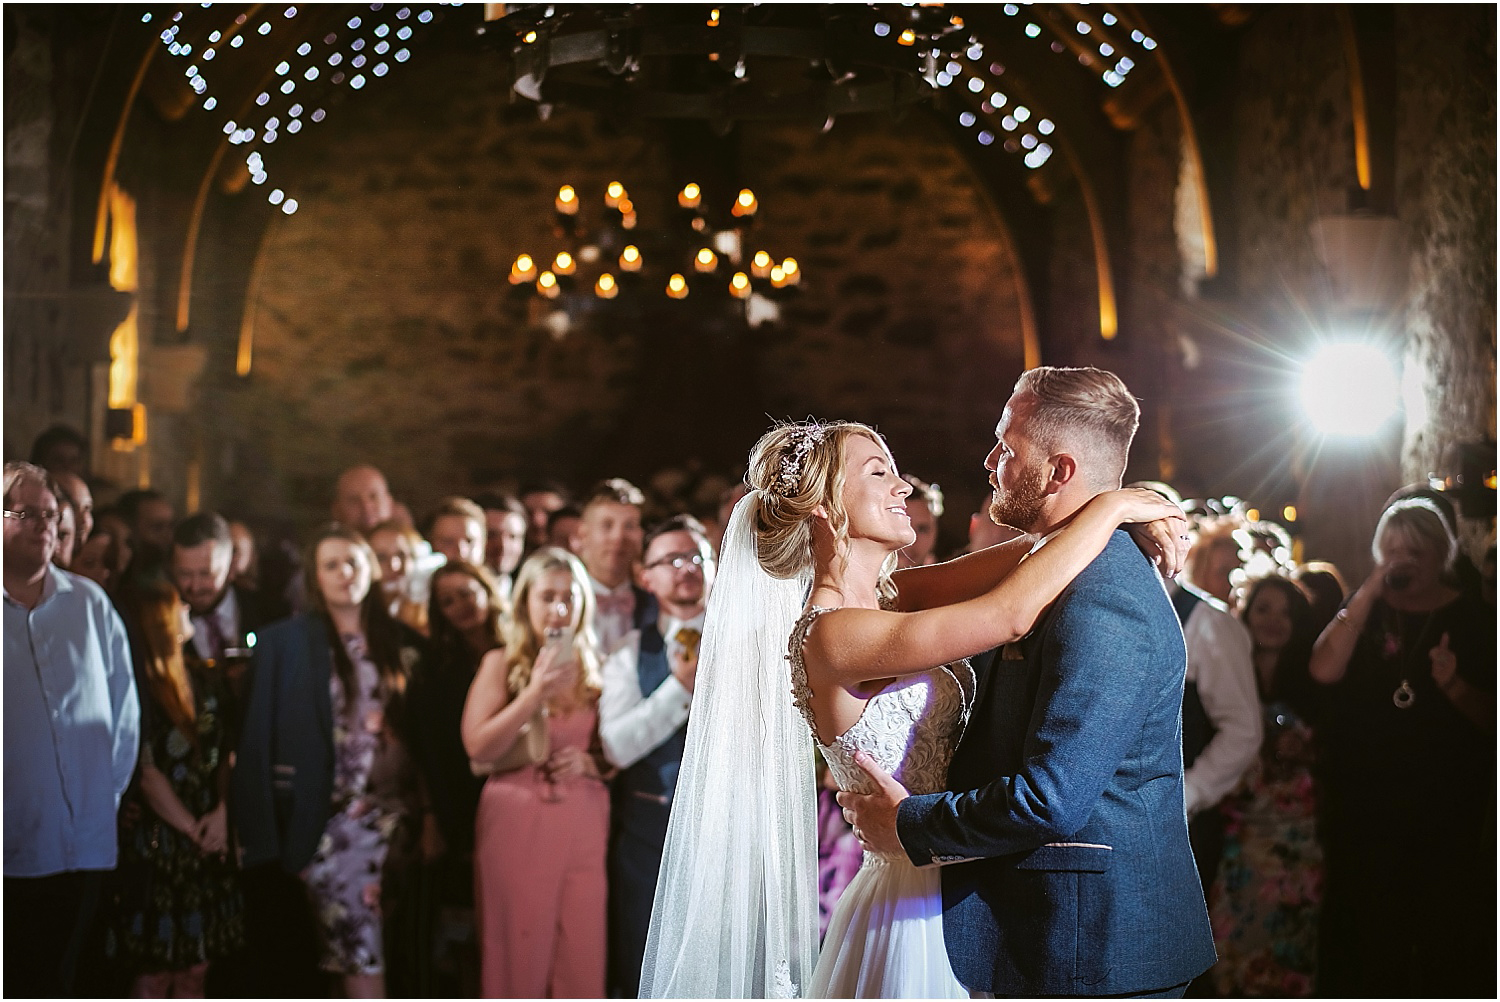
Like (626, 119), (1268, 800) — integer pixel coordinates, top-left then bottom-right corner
(745, 419), (900, 603)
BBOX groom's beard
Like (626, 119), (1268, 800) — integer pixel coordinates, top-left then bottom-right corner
(989, 463), (1049, 534)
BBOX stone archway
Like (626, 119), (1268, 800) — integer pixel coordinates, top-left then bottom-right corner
(215, 43), (1030, 531)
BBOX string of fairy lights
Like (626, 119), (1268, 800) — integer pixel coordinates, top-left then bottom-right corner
(146, 3), (449, 216)
(142, 4), (1163, 217)
(928, 4), (1161, 170)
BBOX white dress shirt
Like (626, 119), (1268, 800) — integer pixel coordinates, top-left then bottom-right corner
(590, 573), (638, 656)
(598, 612), (702, 769)
(1174, 583), (1263, 815)
(4, 567), (140, 876)
(190, 586), (241, 661)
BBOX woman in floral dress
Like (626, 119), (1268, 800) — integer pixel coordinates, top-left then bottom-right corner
(1208, 574), (1322, 996)
(235, 525), (425, 999)
(107, 580), (244, 996)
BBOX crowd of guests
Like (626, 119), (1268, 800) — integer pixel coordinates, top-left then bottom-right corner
(5, 421), (1494, 998)
(1157, 486), (1496, 998)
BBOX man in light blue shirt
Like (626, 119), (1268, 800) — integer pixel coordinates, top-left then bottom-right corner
(4, 461), (139, 996)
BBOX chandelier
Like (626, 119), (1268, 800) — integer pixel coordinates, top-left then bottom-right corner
(508, 178), (800, 335)
(482, 4), (970, 130)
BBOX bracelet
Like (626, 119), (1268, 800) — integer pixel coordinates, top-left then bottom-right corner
(1333, 608), (1360, 631)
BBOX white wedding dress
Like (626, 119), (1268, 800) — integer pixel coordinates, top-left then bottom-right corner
(789, 606), (975, 999)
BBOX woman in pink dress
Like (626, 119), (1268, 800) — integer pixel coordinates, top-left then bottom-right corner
(461, 547), (610, 998)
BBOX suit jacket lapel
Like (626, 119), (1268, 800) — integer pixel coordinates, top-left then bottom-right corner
(305, 616), (335, 741)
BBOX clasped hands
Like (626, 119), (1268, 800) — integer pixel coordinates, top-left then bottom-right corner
(542, 745), (604, 784)
(190, 802), (230, 858)
(835, 752), (911, 859)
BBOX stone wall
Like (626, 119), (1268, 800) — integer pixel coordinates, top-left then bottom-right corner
(3, 14), (79, 458)
(212, 42), (1027, 537)
(1032, 4), (1496, 577)
(8, 6), (1491, 566)
(1395, 5), (1496, 556)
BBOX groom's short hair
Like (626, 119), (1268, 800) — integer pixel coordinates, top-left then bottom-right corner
(1013, 366), (1140, 488)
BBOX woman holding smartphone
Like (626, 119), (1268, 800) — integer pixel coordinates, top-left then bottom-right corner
(460, 547), (610, 999)
(1308, 498), (1494, 997)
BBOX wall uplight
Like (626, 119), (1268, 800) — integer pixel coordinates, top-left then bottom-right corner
(1299, 342), (1401, 437)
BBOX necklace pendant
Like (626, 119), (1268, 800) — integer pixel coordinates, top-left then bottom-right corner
(1393, 679), (1417, 709)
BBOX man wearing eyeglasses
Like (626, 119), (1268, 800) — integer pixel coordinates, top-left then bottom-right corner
(3, 462), (140, 997)
(598, 514), (716, 997)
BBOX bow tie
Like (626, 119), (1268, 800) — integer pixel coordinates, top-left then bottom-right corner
(674, 627), (702, 660)
(597, 590), (635, 620)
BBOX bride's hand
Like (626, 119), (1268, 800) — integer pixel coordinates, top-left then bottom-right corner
(1127, 518), (1190, 577)
(1103, 487), (1188, 526)
(1094, 489), (1190, 576)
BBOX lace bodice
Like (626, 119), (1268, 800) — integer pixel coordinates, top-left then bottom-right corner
(788, 605), (974, 856)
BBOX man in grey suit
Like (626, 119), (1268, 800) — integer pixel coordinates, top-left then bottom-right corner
(843, 367), (1217, 997)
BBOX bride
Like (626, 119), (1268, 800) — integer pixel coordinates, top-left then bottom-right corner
(639, 420), (1184, 999)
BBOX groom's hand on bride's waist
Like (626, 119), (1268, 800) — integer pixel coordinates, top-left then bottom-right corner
(836, 752), (910, 858)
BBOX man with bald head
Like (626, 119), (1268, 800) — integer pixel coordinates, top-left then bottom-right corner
(331, 465), (394, 534)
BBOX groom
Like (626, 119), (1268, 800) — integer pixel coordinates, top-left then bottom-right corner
(843, 366), (1216, 997)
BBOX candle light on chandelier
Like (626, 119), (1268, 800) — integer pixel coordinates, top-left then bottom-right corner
(511, 181), (800, 315)
(730, 188), (758, 218)
(509, 253), (538, 284)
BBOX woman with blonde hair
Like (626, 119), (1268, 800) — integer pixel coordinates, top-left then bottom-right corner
(107, 579), (243, 997)
(462, 547), (611, 998)
(1308, 498), (1494, 997)
(642, 415), (1187, 999)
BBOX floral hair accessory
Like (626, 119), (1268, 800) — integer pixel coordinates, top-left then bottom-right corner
(773, 424), (826, 497)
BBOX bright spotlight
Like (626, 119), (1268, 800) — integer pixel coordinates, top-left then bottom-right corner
(1299, 343), (1401, 437)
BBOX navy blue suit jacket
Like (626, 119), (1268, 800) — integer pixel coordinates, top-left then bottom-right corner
(232, 614), (339, 873)
(897, 531), (1217, 996)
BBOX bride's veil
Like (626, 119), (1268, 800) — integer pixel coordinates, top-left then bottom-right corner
(639, 490), (819, 999)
